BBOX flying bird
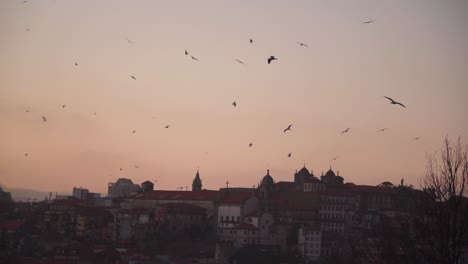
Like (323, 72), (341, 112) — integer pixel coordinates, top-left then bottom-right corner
(134, 165), (140, 168)
(414, 137), (422, 140)
(26, 109), (30, 113)
(384, 96), (406, 108)
(191, 56), (198, 61)
(24, 153), (28, 156)
(378, 128), (389, 132)
(232, 101), (237, 107)
(132, 130), (136, 134)
(126, 38), (134, 45)
(341, 128), (350, 134)
(93, 112), (96, 115)
(165, 125), (169, 128)
(331, 156), (340, 161)
(288, 153), (292, 158)
(235, 59), (245, 64)
(267, 56), (278, 64)
(75, 62), (78, 66)
(250, 39), (253, 43)
(297, 42), (309, 47)
(185, 50), (188, 55)
(284, 124), (293, 133)
(23, 0), (27, 3)
(42, 116), (47, 122)
(249, 143), (253, 147)
(120, 168), (123, 171)
(26, 28), (30, 31)
(363, 20), (374, 24)
(62, 104), (66, 108)
(131, 75), (136, 80)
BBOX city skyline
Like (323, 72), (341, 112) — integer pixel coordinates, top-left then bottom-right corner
(1, 0), (468, 194)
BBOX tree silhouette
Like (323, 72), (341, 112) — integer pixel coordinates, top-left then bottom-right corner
(416, 136), (468, 264)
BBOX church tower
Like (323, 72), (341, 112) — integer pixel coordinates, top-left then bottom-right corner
(192, 170), (202, 191)
(258, 170), (274, 210)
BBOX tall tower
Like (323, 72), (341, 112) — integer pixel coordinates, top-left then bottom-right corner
(192, 170), (202, 191)
(258, 169), (274, 210)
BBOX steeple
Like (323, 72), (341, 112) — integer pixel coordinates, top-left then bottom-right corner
(192, 170), (202, 191)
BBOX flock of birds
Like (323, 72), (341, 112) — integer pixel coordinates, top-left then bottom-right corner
(16, 4), (424, 180)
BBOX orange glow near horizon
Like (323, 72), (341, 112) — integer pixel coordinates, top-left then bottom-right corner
(1, 0), (467, 194)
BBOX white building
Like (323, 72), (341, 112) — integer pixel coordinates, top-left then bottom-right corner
(298, 226), (322, 262)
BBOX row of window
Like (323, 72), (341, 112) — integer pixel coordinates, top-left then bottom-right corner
(321, 196), (354, 203)
(219, 216), (240, 222)
(219, 229), (257, 235)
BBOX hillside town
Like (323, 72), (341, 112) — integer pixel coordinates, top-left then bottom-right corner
(1, 166), (466, 264)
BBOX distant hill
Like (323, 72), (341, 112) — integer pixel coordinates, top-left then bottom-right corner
(0, 185), (69, 202)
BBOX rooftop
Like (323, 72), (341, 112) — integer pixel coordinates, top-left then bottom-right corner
(129, 190), (220, 201)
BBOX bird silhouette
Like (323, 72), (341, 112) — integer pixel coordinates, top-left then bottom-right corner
(26, 28), (30, 31)
(26, 109), (30, 113)
(191, 56), (198, 61)
(42, 116), (47, 122)
(284, 124), (293, 133)
(363, 20), (374, 24)
(126, 39), (134, 45)
(249, 143), (253, 147)
(165, 125), (169, 128)
(288, 153), (292, 158)
(75, 62), (78, 66)
(131, 75), (136, 80)
(378, 128), (389, 132)
(341, 128), (350, 134)
(235, 59), (245, 64)
(384, 96), (406, 108)
(185, 50), (189, 55)
(267, 56), (278, 64)
(414, 137), (422, 140)
(132, 130), (136, 134)
(232, 101), (237, 107)
(331, 156), (340, 161)
(297, 42), (309, 47)
(120, 168), (123, 171)
(250, 39), (253, 43)
(134, 165), (140, 168)
(24, 153), (28, 156)
(23, 0), (27, 3)
(62, 104), (66, 108)
(93, 112), (96, 115)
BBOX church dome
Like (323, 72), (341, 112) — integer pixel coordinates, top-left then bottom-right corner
(324, 167), (336, 177)
(262, 170), (274, 186)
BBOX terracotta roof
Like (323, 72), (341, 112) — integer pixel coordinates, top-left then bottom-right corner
(272, 192), (319, 210)
(129, 190), (219, 201)
(274, 181), (297, 191)
(219, 192), (254, 204)
(349, 184), (394, 193)
(0, 219), (25, 230)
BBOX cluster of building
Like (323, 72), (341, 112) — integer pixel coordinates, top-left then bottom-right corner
(0, 167), (466, 264)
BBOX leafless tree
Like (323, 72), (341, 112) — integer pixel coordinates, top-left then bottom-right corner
(417, 136), (468, 264)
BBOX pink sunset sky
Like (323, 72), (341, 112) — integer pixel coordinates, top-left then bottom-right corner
(0, 0), (467, 194)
